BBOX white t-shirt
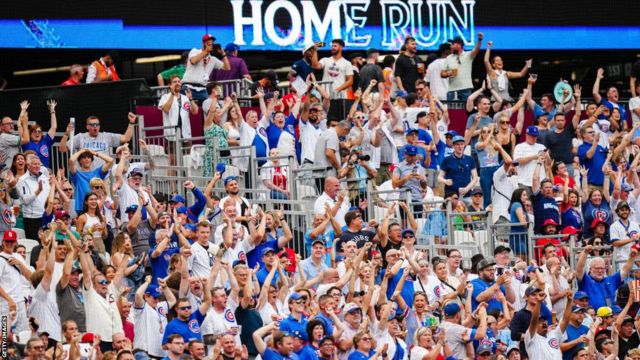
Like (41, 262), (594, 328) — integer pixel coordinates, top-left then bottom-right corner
(313, 192), (350, 229)
(492, 165), (518, 223)
(299, 120), (322, 163)
(444, 51), (475, 91)
(410, 346), (431, 360)
(201, 307), (241, 354)
(28, 283), (62, 341)
(524, 326), (563, 360)
(189, 241), (220, 278)
(426, 58), (449, 100)
(513, 142), (547, 187)
(630, 96), (640, 124)
(182, 48), (224, 87)
(213, 222), (250, 247)
(425, 276), (461, 306)
(133, 301), (170, 357)
(610, 219), (640, 262)
(116, 181), (151, 221)
(319, 57), (354, 99)
(0, 252), (27, 303)
(158, 93), (193, 139)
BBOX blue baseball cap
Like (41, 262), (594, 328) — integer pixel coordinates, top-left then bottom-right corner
(176, 206), (188, 214)
(261, 248), (276, 256)
(225, 43), (240, 52)
(288, 293), (303, 302)
(571, 305), (587, 313)
(444, 303), (461, 316)
(401, 228), (415, 238)
(452, 135), (465, 144)
(526, 126), (539, 137)
(405, 128), (419, 136)
(183, 223), (196, 232)
(171, 194), (186, 204)
(445, 130), (458, 137)
(145, 285), (162, 298)
(232, 259), (247, 268)
(403, 144), (418, 156)
(224, 176), (238, 186)
(396, 90), (408, 98)
(574, 291), (589, 300)
(533, 108), (549, 119)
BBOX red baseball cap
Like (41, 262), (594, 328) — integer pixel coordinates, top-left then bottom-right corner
(81, 333), (95, 343)
(202, 34), (216, 42)
(55, 210), (70, 220)
(3, 230), (17, 242)
(590, 218), (608, 229)
(543, 219), (559, 227)
(562, 226), (581, 235)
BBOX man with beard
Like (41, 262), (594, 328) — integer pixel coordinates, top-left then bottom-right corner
(300, 88), (324, 165)
(219, 176), (251, 226)
(593, 67), (628, 121)
(319, 39), (354, 100)
(470, 259), (516, 312)
(525, 287), (573, 360)
(254, 323), (296, 360)
(87, 51), (120, 83)
(610, 201), (640, 262)
(576, 244), (637, 309)
(394, 37), (424, 94)
(442, 34), (483, 101)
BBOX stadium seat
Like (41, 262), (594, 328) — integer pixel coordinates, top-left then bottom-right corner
(12, 227), (25, 240)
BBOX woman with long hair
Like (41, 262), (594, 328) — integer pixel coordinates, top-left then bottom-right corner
(509, 188), (530, 259)
(9, 152), (26, 179)
(89, 177), (117, 252)
(475, 126), (511, 207)
(483, 41), (530, 101)
(111, 232), (146, 298)
(581, 165), (611, 238)
(223, 96), (243, 167)
(19, 100), (57, 167)
(494, 113), (517, 159)
(425, 259), (466, 309)
(76, 192), (108, 253)
(203, 96), (231, 177)
(561, 188), (584, 234)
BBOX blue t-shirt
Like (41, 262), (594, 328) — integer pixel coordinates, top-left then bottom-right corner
(263, 348), (298, 360)
(531, 191), (560, 234)
(600, 99), (627, 120)
(348, 350), (375, 360)
(22, 134), (54, 167)
(440, 154), (476, 195)
(562, 324), (589, 360)
(150, 247), (180, 285)
(253, 127), (269, 162)
(582, 200), (611, 238)
(562, 207), (584, 232)
(578, 272), (622, 310)
(297, 344), (319, 360)
(470, 277), (506, 312)
(161, 309), (206, 344)
(70, 167), (108, 212)
(509, 203), (527, 232)
(291, 59), (314, 82)
(577, 142), (608, 186)
(256, 266), (281, 287)
(279, 314), (309, 341)
(381, 269), (415, 308)
(534, 103), (558, 121)
(247, 239), (280, 269)
(416, 129), (440, 169)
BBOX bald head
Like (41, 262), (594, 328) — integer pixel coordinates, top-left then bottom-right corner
(323, 268), (339, 283)
(324, 177), (341, 199)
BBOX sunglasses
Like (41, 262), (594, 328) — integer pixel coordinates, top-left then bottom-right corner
(500, 121), (510, 124)
(88, 123), (100, 127)
(33, 130), (43, 134)
(403, 235), (415, 239)
(179, 306), (192, 311)
(92, 185), (103, 189)
(63, 188), (73, 191)
(97, 279), (110, 285)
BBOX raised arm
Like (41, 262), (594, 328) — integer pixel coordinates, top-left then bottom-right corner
(469, 32), (484, 59)
(135, 276), (151, 308)
(592, 68), (604, 104)
(47, 100), (58, 138)
(575, 245), (591, 282)
(483, 42), (495, 78)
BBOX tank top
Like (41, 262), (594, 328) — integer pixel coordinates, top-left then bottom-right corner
(83, 213), (101, 236)
(491, 70), (512, 101)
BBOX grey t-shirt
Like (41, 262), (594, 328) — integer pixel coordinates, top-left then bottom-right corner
(314, 127), (340, 170)
(392, 160), (426, 203)
(0, 133), (20, 169)
(122, 220), (154, 257)
(56, 282), (87, 332)
(72, 132), (121, 166)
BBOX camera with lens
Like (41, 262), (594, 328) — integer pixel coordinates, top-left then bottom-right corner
(211, 43), (224, 59)
(357, 154), (370, 161)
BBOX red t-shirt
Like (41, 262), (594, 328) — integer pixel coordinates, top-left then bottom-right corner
(553, 175), (576, 189)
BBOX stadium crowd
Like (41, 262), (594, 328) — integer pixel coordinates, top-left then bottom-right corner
(2, 32), (640, 360)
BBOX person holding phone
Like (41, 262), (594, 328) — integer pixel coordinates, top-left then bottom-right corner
(16, 153), (51, 240)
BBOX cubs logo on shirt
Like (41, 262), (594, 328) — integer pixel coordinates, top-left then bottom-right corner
(238, 251), (247, 262)
(2, 208), (12, 226)
(549, 338), (559, 349)
(593, 209), (608, 221)
(183, 102), (191, 111)
(434, 286), (441, 298)
(188, 319), (201, 333)
(41, 145), (49, 158)
(224, 308), (236, 323)
(259, 127), (267, 138)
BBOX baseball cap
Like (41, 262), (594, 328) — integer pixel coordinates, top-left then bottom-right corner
(349, 52), (364, 61)
(452, 135), (465, 144)
(71, 260), (82, 273)
(401, 228), (415, 238)
(617, 201), (631, 212)
(403, 145), (418, 156)
(395, 90), (408, 98)
(527, 265), (542, 273)
(291, 330), (306, 340)
(302, 43), (316, 54)
(174, 206), (188, 215)
(344, 302), (361, 314)
(445, 130), (458, 137)
(3, 230), (17, 242)
(590, 218), (608, 229)
(311, 238), (325, 246)
(223, 176), (238, 186)
(202, 34), (215, 42)
(596, 306), (613, 317)
(261, 248), (276, 257)
(232, 259), (247, 268)
(612, 305), (623, 314)
(183, 223), (196, 232)
(534, 109), (549, 119)
(125, 205), (139, 213)
(562, 226), (581, 235)
(225, 43), (239, 52)
(477, 342), (493, 355)
(444, 303), (461, 316)
(543, 219), (559, 227)
(54, 210), (71, 220)
(405, 128), (419, 136)
(470, 188), (483, 196)
(524, 286), (542, 297)
(288, 292), (303, 302)
(622, 316), (635, 325)
(571, 305), (587, 313)
(573, 291), (589, 300)
(476, 259), (496, 271)
(493, 245), (511, 255)
(81, 333), (96, 343)
(265, 70), (279, 84)
(526, 126), (539, 137)
(170, 194), (186, 204)
(145, 285), (162, 298)
(128, 167), (144, 177)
